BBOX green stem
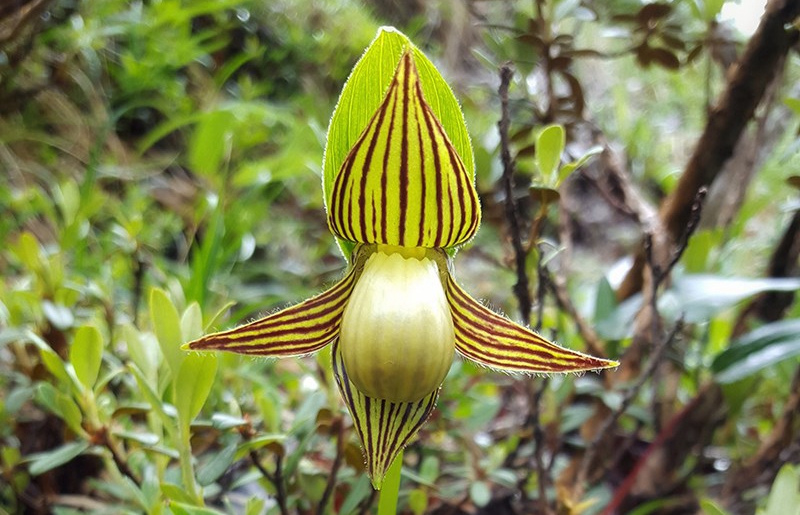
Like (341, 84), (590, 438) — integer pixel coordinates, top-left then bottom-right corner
(377, 450), (403, 515)
(178, 420), (201, 504)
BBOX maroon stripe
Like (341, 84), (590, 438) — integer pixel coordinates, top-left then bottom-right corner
(419, 93), (444, 247)
(358, 79), (397, 242)
(397, 53), (411, 245)
(379, 79), (400, 244)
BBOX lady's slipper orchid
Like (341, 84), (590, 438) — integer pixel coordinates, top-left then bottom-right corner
(184, 27), (617, 489)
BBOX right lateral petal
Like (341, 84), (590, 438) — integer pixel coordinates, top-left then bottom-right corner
(445, 275), (618, 373)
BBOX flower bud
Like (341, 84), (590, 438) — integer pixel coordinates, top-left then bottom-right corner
(340, 247), (455, 403)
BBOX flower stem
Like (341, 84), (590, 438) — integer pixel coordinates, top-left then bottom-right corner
(377, 450), (403, 515)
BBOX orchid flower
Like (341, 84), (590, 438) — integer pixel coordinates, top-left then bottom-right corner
(184, 27), (617, 489)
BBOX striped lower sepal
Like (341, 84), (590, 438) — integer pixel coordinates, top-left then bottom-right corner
(182, 267), (358, 357)
(445, 275), (619, 373)
(328, 49), (480, 249)
(331, 339), (438, 489)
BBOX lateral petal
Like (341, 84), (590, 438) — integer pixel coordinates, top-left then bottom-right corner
(183, 267), (357, 356)
(446, 275), (618, 373)
(331, 339), (438, 489)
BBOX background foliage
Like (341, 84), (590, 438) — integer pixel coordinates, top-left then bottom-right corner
(1, 1), (799, 514)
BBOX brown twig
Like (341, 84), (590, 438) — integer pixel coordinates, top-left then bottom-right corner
(498, 63), (551, 513)
(617, 0), (800, 301)
(578, 317), (684, 484)
(250, 450), (289, 515)
(498, 63), (533, 322)
(579, 189), (706, 484)
(316, 418), (346, 515)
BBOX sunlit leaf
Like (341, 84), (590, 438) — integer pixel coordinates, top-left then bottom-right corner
(535, 124), (565, 184)
(150, 288), (185, 377)
(70, 325), (103, 391)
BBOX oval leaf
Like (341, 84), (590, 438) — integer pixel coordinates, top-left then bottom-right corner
(70, 325), (104, 391)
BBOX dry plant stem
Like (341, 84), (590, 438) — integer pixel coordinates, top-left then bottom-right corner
(616, 0), (800, 301)
(542, 270), (606, 358)
(498, 63), (550, 513)
(250, 450), (289, 515)
(316, 419), (346, 515)
(578, 318), (684, 485)
(498, 63), (533, 321)
(579, 190), (705, 484)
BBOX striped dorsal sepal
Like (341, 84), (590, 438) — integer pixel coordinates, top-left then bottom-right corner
(331, 338), (438, 489)
(328, 49), (480, 249)
(445, 275), (619, 373)
(182, 266), (358, 357)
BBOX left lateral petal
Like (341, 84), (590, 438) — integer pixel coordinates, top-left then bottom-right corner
(331, 339), (438, 489)
(183, 267), (357, 356)
(446, 275), (618, 373)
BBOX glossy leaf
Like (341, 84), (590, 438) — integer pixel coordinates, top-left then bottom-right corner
(446, 275), (618, 372)
(183, 266), (357, 356)
(328, 50), (480, 249)
(174, 353), (218, 425)
(712, 319), (800, 384)
(70, 324), (103, 391)
(150, 288), (185, 377)
(323, 26), (474, 257)
(332, 339), (438, 489)
(535, 124), (565, 184)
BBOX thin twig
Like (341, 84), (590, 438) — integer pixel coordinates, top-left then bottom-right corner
(498, 63), (533, 322)
(579, 189), (706, 484)
(250, 450), (289, 515)
(316, 418), (346, 515)
(357, 489), (378, 515)
(578, 317), (684, 484)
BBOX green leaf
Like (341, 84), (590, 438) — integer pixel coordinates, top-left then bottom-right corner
(712, 319), (800, 384)
(174, 353), (218, 427)
(408, 488), (429, 515)
(535, 124), (565, 184)
(672, 275), (800, 322)
(189, 110), (235, 179)
(785, 97), (800, 115)
(26, 330), (74, 387)
(699, 498), (732, 515)
(470, 481), (491, 507)
(196, 442), (237, 486)
(322, 26), (474, 258)
(70, 325), (103, 391)
(763, 464), (800, 515)
(27, 441), (90, 476)
(150, 288), (185, 377)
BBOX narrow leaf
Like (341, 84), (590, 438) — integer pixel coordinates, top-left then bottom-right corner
(150, 288), (185, 376)
(183, 266), (357, 356)
(446, 275), (618, 373)
(27, 441), (90, 476)
(332, 340), (438, 489)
